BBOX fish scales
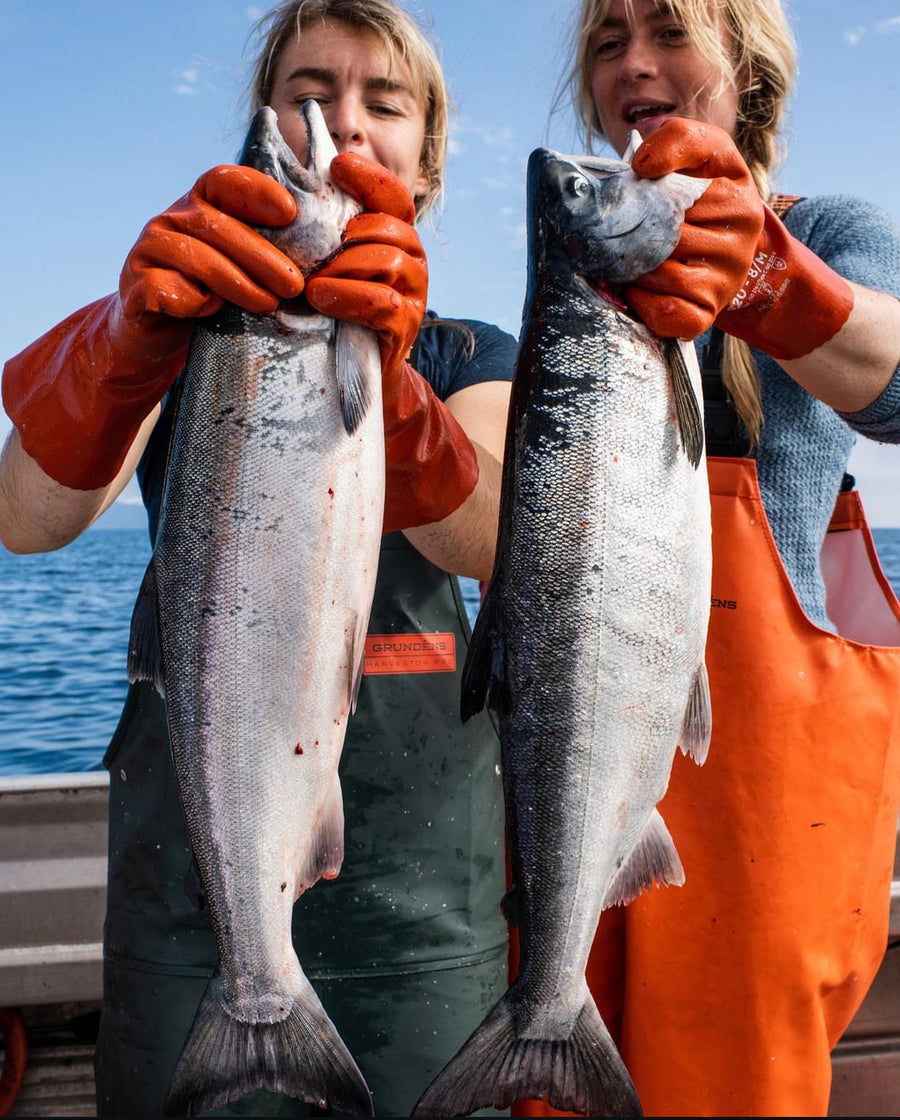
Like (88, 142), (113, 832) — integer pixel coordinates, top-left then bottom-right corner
(128, 102), (381, 1118)
(414, 140), (712, 1117)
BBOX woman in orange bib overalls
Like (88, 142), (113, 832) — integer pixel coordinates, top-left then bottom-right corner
(516, 0), (900, 1115)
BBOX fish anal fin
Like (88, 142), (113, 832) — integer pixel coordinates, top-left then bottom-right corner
(602, 808), (685, 909)
(335, 322), (380, 434)
(461, 578), (503, 723)
(679, 662), (712, 765)
(665, 338), (704, 468)
(127, 561), (164, 695)
(299, 777), (344, 894)
(500, 882), (521, 928)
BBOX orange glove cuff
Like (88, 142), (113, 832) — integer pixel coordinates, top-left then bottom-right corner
(714, 205), (854, 360)
(1, 296), (188, 490)
(382, 363), (479, 535)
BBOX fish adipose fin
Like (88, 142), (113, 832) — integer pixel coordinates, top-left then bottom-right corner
(602, 808), (685, 909)
(665, 338), (704, 469)
(411, 991), (643, 1118)
(679, 662), (712, 765)
(335, 321), (380, 435)
(126, 561), (165, 695)
(163, 973), (373, 1118)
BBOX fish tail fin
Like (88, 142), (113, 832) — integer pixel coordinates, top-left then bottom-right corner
(411, 991), (642, 1117)
(162, 974), (373, 1118)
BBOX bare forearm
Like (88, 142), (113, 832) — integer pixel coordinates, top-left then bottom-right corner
(780, 284), (900, 413)
(403, 442), (502, 580)
(0, 407), (157, 554)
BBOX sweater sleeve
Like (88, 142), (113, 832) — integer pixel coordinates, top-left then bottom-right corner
(785, 194), (900, 443)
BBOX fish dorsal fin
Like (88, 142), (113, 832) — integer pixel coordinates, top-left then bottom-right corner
(335, 321), (381, 434)
(602, 808), (685, 909)
(679, 662), (712, 765)
(665, 338), (704, 468)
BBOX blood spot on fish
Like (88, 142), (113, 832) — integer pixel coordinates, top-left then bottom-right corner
(579, 520), (590, 529)
(328, 487), (334, 500)
(294, 743), (304, 755)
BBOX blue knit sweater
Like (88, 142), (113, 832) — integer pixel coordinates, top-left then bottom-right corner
(697, 193), (900, 629)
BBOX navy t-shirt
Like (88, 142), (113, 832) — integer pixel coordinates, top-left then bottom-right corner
(137, 313), (518, 543)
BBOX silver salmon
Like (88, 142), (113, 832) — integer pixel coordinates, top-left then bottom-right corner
(128, 102), (382, 1117)
(413, 137), (712, 1117)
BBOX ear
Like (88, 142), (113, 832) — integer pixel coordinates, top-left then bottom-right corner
(413, 162), (431, 206)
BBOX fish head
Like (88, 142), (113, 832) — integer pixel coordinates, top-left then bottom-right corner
(239, 102), (360, 273)
(526, 137), (709, 292)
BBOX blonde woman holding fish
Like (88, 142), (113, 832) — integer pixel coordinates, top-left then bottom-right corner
(515, 0), (900, 1116)
(0, 1), (516, 1115)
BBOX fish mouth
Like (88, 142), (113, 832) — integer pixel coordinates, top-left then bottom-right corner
(578, 275), (631, 314)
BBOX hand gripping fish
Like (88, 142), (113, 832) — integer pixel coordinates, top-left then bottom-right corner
(413, 137), (713, 1117)
(127, 102), (382, 1117)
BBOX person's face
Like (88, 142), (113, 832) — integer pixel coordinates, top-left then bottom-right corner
(589, 0), (739, 156)
(268, 19), (429, 202)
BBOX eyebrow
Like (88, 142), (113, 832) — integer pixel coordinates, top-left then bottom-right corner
(598, 3), (676, 28)
(281, 67), (415, 97)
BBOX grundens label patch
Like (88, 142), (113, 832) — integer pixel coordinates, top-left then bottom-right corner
(364, 633), (457, 675)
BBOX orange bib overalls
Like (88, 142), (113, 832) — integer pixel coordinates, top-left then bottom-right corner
(516, 456), (900, 1117)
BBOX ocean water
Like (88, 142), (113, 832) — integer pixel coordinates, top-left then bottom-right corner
(2, 525), (900, 777)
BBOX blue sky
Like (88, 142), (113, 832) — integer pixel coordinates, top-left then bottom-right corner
(2, 1), (899, 522)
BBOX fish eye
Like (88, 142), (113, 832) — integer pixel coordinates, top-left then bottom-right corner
(568, 174), (590, 198)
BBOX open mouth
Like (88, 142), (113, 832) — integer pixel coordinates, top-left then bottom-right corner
(625, 103), (675, 124)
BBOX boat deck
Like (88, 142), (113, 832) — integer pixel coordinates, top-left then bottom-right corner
(1, 772), (898, 1116)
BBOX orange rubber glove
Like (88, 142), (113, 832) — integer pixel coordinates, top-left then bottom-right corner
(625, 118), (853, 357)
(2, 166), (304, 490)
(623, 117), (765, 340)
(306, 153), (479, 535)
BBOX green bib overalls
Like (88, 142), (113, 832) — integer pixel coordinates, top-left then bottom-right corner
(95, 531), (508, 1117)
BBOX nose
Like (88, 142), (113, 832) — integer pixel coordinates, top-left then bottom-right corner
(618, 35), (658, 81)
(326, 96), (365, 151)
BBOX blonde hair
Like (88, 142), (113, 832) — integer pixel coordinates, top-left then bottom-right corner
(246, 0), (449, 220)
(569, 0), (798, 444)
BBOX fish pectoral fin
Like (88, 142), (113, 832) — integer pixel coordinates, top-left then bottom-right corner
(335, 322), (381, 434)
(126, 561), (165, 695)
(602, 808), (685, 909)
(665, 338), (704, 469)
(299, 777), (345, 894)
(678, 662), (712, 765)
